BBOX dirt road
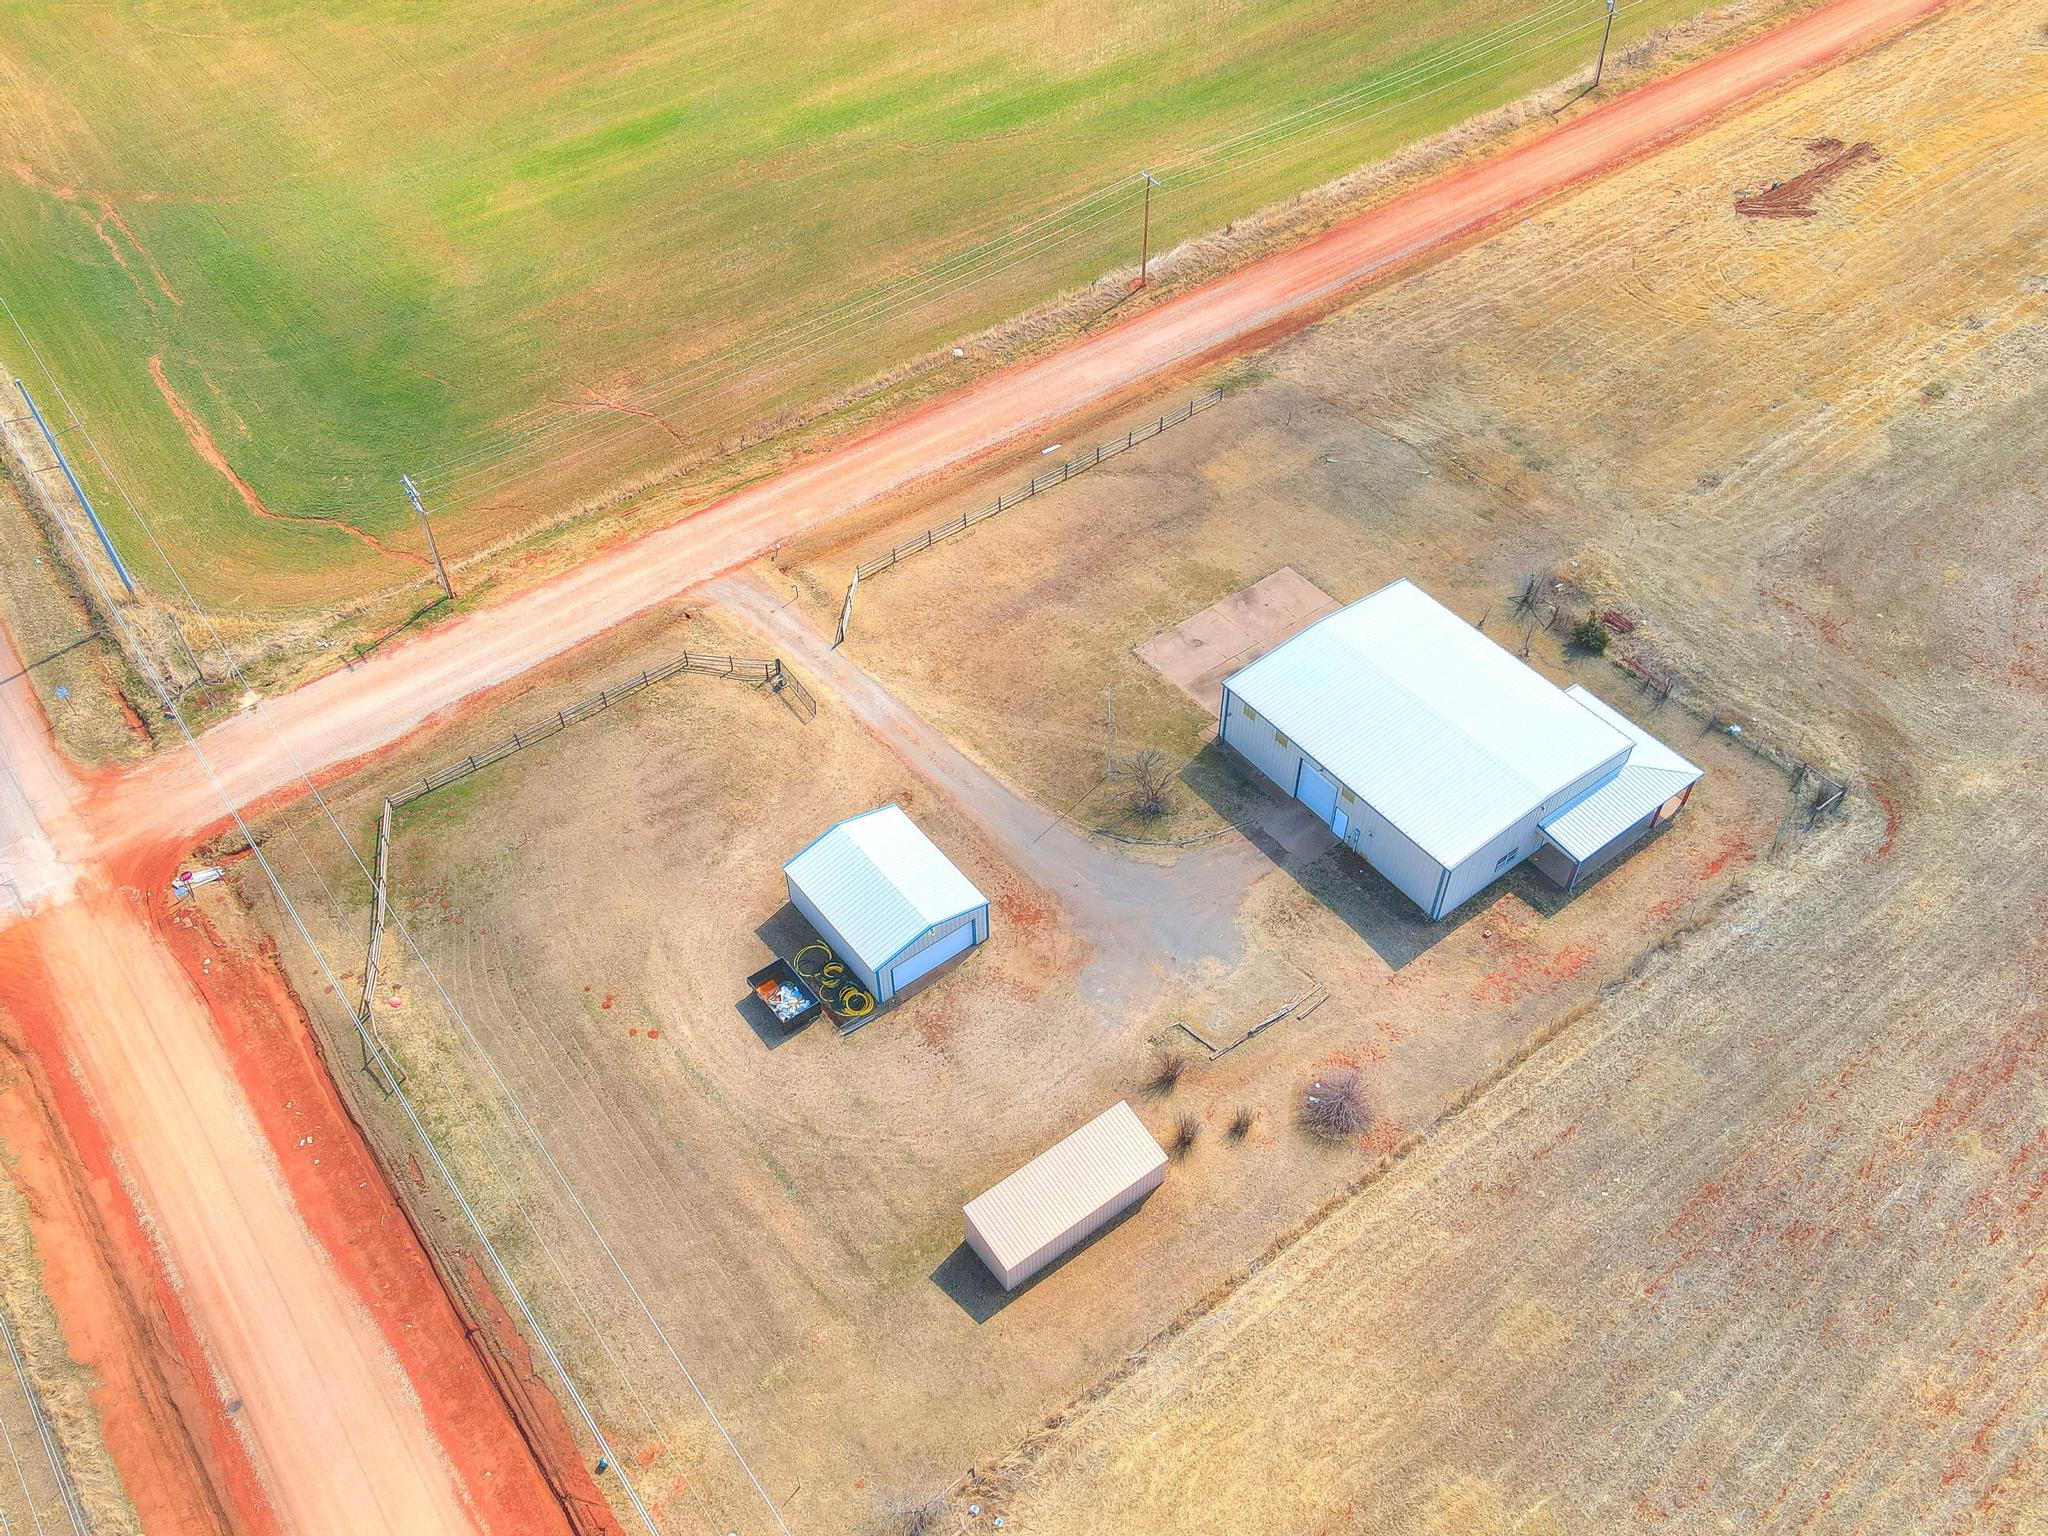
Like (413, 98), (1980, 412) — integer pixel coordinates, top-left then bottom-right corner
(0, 0), (1951, 1527)
(104, 0), (1947, 853)
(0, 624), (578, 1536)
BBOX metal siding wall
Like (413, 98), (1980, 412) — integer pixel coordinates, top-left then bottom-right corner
(1435, 748), (1632, 917)
(786, 880), (880, 995)
(1341, 791), (1445, 914)
(1439, 810), (1545, 917)
(886, 909), (977, 970)
(885, 919), (979, 999)
(1227, 686), (1450, 914)
(1220, 687), (1306, 797)
(1006, 1160), (1166, 1291)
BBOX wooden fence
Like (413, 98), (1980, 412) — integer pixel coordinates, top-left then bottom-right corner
(388, 650), (813, 809)
(853, 387), (1224, 582)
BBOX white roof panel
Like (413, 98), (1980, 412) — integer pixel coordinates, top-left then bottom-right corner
(784, 805), (987, 970)
(1225, 581), (1631, 865)
(964, 1102), (1166, 1273)
(1539, 688), (1704, 862)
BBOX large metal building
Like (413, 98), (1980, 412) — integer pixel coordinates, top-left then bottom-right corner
(1219, 579), (1700, 920)
(783, 804), (989, 1004)
(963, 1101), (1167, 1291)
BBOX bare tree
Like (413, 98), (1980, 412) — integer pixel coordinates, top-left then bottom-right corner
(1301, 1068), (1372, 1140)
(1113, 747), (1175, 819)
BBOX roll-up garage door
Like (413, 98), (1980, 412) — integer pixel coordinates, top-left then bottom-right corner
(889, 922), (977, 994)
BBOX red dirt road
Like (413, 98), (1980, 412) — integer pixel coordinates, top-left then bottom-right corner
(0, 626), (576, 1536)
(0, 0), (1950, 1529)
(105, 0), (1948, 852)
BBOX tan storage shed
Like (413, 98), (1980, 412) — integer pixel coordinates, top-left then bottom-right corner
(963, 1101), (1166, 1291)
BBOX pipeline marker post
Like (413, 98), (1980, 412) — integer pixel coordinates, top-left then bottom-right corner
(15, 378), (135, 596)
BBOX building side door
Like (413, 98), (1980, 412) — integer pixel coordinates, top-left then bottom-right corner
(1293, 760), (1343, 834)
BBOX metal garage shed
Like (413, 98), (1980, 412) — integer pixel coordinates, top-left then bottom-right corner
(1219, 579), (1700, 919)
(783, 804), (989, 1004)
(963, 1101), (1166, 1291)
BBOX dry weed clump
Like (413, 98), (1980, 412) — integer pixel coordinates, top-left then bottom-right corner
(865, 1489), (946, 1536)
(1147, 1047), (1189, 1097)
(1171, 1111), (1203, 1158)
(1226, 1105), (1258, 1142)
(1302, 1068), (1372, 1141)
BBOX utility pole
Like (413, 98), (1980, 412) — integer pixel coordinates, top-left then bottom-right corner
(1591, 0), (1617, 93)
(1137, 171), (1162, 289)
(14, 379), (135, 597)
(401, 474), (454, 602)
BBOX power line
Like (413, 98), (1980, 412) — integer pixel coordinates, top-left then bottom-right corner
(0, 300), (676, 1536)
(402, 0), (1625, 508)
(0, 1310), (84, 1536)
(3, 295), (795, 1534)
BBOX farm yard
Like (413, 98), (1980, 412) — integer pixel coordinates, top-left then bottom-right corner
(0, 0), (2037, 1532)
(214, 0), (2048, 1526)
(902, 2), (2046, 1530)
(0, 0), (1773, 619)
(238, 558), (1776, 1529)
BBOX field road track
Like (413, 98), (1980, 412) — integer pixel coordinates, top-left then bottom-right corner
(0, 0), (1951, 1529)
(101, 0), (1948, 850)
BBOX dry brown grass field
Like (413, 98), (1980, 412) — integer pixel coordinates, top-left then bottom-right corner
(898, 1), (2046, 1529)
(217, 1), (2048, 1531)
(243, 572), (1774, 1530)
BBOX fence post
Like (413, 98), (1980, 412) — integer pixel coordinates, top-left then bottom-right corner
(836, 569), (859, 648)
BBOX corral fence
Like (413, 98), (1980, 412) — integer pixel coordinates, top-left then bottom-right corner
(850, 387), (1225, 586)
(388, 650), (812, 810)
(355, 647), (813, 1089)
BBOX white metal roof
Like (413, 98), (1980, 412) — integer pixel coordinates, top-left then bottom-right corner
(963, 1102), (1166, 1273)
(1224, 580), (1631, 865)
(784, 804), (987, 971)
(1539, 687), (1704, 862)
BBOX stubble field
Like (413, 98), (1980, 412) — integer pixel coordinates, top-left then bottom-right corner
(923, 1), (2048, 1529)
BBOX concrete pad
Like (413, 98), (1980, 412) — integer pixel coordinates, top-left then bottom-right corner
(1136, 566), (1339, 715)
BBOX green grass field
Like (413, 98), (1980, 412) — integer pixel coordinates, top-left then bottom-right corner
(0, 0), (1721, 611)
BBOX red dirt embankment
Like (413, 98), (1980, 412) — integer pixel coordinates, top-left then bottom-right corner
(0, 923), (273, 1536)
(143, 845), (612, 1536)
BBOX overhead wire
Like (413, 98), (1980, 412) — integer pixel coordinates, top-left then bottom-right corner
(5, 295), (793, 1534)
(0, 298), (680, 1536)
(405, 0), (1623, 507)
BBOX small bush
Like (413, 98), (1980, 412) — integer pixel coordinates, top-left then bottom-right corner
(1226, 1105), (1258, 1142)
(1301, 1069), (1372, 1141)
(1172, 1111), (1203, 1157)
(1569, 615), (1610, 654)
(1147, 1047), (1189, 1097)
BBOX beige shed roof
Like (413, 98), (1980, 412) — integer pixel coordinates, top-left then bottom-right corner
(963, 1101), (1167, 1274)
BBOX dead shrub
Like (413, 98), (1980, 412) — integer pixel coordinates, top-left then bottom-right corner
(1301, 1068), (1372, 1141)
(1171, 1111), (1202, 1158)
(1114, 747), (1175, 820)
(1226, 1105), (1258, 1142)
(866, 1490), (946, 1536)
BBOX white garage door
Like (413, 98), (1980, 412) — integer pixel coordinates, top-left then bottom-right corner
(889, 922), (977, 995)
(1294, 760), (1341, 827)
